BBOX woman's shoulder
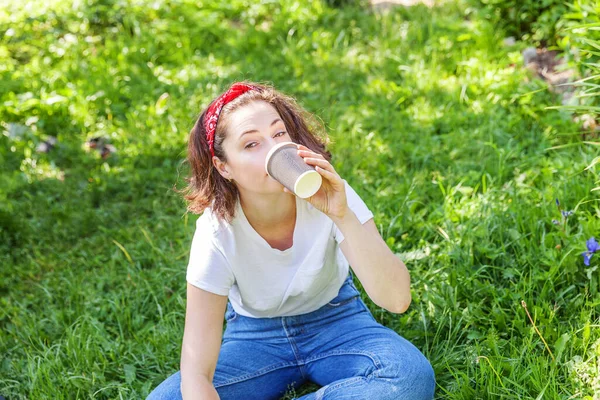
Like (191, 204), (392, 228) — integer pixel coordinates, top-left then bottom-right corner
(195, 206), (229, 238)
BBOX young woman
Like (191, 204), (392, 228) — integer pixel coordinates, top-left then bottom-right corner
(147, 82), (435, 399)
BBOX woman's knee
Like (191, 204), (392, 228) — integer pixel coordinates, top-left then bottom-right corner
(146, 370), (182, 400)
(377, 352), (435, 399)
(409, 355), (435, 398)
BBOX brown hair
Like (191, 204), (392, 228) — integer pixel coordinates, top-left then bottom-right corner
(177, 81), (332, 224)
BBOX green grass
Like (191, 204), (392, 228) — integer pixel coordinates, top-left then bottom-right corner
(2, 0), (600, 398)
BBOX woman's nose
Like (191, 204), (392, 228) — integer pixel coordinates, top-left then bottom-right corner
(263, 139), (286, 165)
(265, 139), (279, 153)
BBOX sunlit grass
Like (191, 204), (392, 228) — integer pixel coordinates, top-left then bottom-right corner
(2, 0), (600, 399)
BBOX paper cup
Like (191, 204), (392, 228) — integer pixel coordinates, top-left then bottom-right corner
(265, 142), (322, 198)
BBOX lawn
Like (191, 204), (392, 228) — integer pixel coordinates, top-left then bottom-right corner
(1, 0), (600, 398)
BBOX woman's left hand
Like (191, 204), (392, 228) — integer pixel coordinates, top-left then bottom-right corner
(282, 144), (349, 220)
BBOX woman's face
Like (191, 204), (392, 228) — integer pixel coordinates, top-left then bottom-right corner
(215, 100), (293, 195)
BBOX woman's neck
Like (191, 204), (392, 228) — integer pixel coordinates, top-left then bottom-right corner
(239, 191), (296, 231)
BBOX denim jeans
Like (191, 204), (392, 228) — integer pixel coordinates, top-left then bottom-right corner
(147, 272), (435, 399)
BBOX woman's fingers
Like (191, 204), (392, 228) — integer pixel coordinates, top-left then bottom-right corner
(314, 163), (343, 187)
(298, 149), (325, 160)
(303, 157), (336, 173)
(295, 143), (330, 162)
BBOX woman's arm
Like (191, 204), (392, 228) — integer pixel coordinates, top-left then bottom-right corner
(333, 212), (411, 314)
(181, 376), (220, 400)
(290, 144), (411, 314)
(180, 283), (228, 399)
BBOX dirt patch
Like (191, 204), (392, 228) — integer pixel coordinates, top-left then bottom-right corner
(521, 46), (599, 135)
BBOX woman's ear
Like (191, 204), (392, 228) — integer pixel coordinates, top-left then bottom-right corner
(212, 156), (232, 180)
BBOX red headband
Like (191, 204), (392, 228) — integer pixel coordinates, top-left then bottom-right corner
(204, 83), (261, 157)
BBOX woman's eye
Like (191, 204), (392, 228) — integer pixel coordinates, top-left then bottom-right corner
(244, 132), (287, 149)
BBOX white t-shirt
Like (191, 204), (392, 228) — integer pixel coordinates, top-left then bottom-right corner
(185, 179), (374, 318)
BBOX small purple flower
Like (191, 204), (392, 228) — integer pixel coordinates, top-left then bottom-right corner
(587, 237), (600, 252)
(561, 210), (574, 218)
(552, 219), (560, 225)
(582, 237), (600, 266)
(556, 198), (560, 206)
